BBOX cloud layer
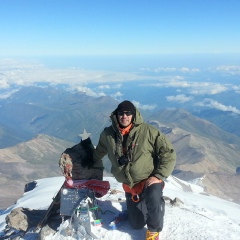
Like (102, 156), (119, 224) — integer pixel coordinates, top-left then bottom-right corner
(1, 58), (240, 114)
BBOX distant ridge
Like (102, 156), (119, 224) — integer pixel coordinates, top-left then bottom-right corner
(0, 134), (74, 209)
(194, 108), (240, 138)
(0, 86), (119, 148)
(148, 108), (240, 145)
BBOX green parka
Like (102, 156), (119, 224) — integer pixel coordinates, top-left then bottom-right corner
(93, 107), (176, 188)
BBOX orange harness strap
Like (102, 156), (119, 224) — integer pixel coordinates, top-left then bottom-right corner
(122, 180), (147, 203)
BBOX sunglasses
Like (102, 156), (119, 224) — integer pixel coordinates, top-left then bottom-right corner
(118, 111), (133, 116)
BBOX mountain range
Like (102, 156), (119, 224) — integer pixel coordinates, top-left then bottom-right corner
(0, 86), (240, 209)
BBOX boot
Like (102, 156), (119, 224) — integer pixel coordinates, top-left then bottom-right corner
(146, 230), (159, 240)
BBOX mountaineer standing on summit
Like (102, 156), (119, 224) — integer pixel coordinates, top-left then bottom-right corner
(83, 100), (176, 240)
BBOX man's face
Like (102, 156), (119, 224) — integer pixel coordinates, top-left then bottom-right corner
(117, 111), (133, 127)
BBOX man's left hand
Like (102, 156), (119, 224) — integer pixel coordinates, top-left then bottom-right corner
(146, 176), (162, 187)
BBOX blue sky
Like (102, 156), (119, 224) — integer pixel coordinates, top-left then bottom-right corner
(1, 0), (240, 56)
(1, 1), (240, 115)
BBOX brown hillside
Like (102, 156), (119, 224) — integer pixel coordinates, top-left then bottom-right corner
(0, 134), (74, 209)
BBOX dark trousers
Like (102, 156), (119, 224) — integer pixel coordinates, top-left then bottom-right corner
(125, 182), (165, 232)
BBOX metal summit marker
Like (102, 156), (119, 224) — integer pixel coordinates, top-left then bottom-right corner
(79, 129), (91, 140)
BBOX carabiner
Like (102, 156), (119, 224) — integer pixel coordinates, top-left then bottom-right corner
(131, 194), (140, 202)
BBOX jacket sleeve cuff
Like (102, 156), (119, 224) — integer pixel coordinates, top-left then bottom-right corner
(154, 173), (166, 181)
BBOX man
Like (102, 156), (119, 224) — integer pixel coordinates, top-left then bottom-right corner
(89, 100), (176, 240)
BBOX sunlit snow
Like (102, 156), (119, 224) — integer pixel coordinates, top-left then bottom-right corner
(1, 175), (240, 240)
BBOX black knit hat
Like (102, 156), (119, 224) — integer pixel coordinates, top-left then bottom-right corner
(116, 100), (136, 115)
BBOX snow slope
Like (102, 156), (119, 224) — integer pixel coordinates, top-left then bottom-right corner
(1, 176), (240, 240)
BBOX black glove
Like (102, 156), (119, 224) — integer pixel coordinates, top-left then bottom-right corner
(80, 137), (95, 168)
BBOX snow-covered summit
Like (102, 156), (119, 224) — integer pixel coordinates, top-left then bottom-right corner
(1, 175), (240, 240)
